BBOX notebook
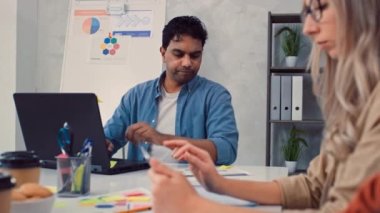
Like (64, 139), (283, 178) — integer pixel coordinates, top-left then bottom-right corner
(13, 93), (149, 175)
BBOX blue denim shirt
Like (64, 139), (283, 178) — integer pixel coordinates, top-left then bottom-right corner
(104, 72), (239, 165)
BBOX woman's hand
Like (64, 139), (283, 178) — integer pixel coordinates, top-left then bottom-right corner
(148, 158), (200, 213)
(164, 140), (226, 194)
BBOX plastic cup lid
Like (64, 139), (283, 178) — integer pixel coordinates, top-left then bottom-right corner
(0, 151), (41, 168)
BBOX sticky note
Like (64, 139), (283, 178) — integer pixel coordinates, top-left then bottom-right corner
(110, 160), (117, 168)
(218, 165), (233, 170)
(126, 196), (150, 202)
(101, 195), (126, 202)
(123, 191), (146, 197)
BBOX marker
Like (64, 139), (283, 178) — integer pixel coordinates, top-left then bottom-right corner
(116, 205), (152, 213)
(57, 122), (73, 156)
(77, 138), (93, 157)
(56, 122), (72, 193)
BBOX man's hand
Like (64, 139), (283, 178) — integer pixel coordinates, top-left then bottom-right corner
(105, 139), (114, 154)
(125, 122), (162, 145)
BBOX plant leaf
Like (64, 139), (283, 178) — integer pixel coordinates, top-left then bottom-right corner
(275, 26), (301, 56)
(282, 126), (308, 161)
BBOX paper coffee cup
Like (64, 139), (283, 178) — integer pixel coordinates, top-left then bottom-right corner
(0, 151), (41, 187)
(0, 172), (15, 213)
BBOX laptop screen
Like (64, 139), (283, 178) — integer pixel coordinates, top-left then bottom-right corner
(13, 93), (111, 170)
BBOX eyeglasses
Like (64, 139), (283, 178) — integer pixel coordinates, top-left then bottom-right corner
(301, 0), (329, 23)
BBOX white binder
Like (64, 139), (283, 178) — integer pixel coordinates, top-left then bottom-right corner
(291, 76), (303, 120)
(270, 75), (281, 120)
(280, 76), (292, 120)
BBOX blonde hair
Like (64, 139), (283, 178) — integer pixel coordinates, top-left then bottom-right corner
(309, 0), (380, 159)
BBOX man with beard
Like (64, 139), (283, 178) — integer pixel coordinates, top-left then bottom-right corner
(104, 16), (238, 165)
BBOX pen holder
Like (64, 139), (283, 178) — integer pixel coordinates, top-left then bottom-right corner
(56, 155), (91, 197)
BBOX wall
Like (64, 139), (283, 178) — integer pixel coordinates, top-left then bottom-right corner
(4, 0), (302, 165)
(165, 0), (301, 165)
(0, 0), (17, 152)
(15, 0), (39, 150)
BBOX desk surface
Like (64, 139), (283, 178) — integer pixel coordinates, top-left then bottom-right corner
(41, 165), (288, 212)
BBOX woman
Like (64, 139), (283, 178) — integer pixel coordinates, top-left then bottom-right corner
(148, 0), (380, 212)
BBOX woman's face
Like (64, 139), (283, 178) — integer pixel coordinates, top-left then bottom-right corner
(302, 0), (338, 58)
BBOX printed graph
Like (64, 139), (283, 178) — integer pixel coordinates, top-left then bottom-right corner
(82, 17), (100, 34)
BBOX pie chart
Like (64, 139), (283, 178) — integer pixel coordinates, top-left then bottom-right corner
(82, 17), (100, 34)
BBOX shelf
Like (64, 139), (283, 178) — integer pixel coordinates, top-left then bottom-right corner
(270, 14), (301, 23)
(289, 169), (307, 176)
(266, 12), (322, 167)
(270, 120), (324, 124)
(270, 67), (309, 73)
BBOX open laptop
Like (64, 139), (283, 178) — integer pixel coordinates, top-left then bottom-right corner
(13, 93), (149, 175)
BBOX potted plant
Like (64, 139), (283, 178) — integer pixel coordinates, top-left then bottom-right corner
(282, 125), (308, 174)
(275, 26), (301, 67)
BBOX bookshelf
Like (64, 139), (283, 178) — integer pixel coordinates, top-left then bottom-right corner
(266, 12), (324, 170)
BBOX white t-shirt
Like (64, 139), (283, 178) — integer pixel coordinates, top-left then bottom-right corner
(151, 87), (179, 162)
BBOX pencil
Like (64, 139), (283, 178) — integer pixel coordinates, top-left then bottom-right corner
(116, 206), (152, 213)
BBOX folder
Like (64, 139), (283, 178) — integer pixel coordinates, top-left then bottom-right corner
(270, 75), (281, 120)
(280, 76), (292, 120)
(291, 76), (303, 120)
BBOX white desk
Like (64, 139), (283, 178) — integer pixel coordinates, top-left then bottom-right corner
(41, 165), (287, 212)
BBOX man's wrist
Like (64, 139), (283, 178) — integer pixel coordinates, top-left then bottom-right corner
(152, 133), (164, 145)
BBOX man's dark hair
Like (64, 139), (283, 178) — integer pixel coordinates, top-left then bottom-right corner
(162, 16), (208, 49)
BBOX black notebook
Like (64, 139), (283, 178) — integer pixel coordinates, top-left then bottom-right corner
(13, 93), (149, 175)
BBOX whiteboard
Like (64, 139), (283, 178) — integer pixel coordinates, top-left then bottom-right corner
(61, 0), (166, 124)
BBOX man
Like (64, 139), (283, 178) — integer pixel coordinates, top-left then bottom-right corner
(104, 16), (238, 165)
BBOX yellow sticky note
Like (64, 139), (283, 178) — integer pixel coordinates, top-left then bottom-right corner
(101, 195), (126, 202)
(54, 201), (67, 208)
(218, 165), (233, 170)
(126, 196), (151, 202)
(110, 160), (117, 168)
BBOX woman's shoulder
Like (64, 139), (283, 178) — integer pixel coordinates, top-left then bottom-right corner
(360, 82), (380, 136)
(367, 82), (380, 110)
(373, 82), (380, 95)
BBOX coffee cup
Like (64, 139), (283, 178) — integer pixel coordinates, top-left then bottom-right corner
(0, 151), (41, 187)
(0, 172), (15, 213)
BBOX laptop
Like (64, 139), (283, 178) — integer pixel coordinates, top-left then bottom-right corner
(13, 93), (149, 175)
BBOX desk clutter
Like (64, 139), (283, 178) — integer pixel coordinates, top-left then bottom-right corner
(56, 155), (91, 197)
(56, 122), (93, 197)
(0, 151), (56, 213)
(53, 188), (152, 213)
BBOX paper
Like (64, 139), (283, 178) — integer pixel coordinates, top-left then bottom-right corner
(182, 165), (250, 177)
(111, 10), (154, 37)
(196, 187), (256, 207)
(88, 33), (129, 64)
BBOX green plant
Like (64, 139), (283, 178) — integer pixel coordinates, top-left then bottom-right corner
(282, 125), (308, 161)
(275, 26), (301, 56)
